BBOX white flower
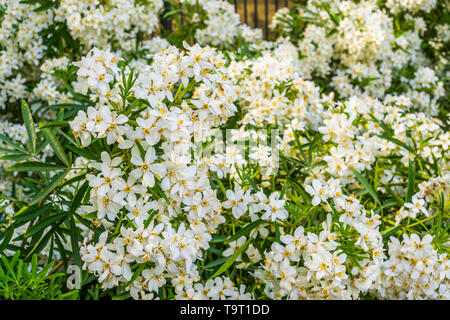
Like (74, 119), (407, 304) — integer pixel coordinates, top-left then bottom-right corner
(130, 148), (166, 188)
(113, 176), (146, 207)
(126, 198), (156, 226)
(222, 186), (252, 219)
(404, 195), (428, 216)
(305, 179), (329, 206)
(261, 192), (288, 221)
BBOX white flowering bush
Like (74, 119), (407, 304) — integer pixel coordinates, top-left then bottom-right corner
(0, 0), (448, 300)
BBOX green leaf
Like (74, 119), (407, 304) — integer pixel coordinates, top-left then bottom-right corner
(321, 3), (339, 25)
(21, 100), (37, 154)
(30, 170), (69, 206)
(279, 154), (307, 168)
(6, 161), (67, 172)
(1, 255), (16, 280)
(274, 221), (281, 243)
(0, 228), (14, 253)
(382, 225), (402, 239)
(205, 257), (228, 269)
(25, 226), (58, 260)
(209, 237), (252, 279)
(0, 153), (32, 161)
(38, 120), (69, 129)
(225, 220), (264, 244)
(135, 139), (146, 160)
(0, 147), (25, 154)
(42, 128), (70, 166)
(31, 254), (38, 278)
(352, 169), (381, 206)
(406, 159), (415, 203)
(379, 135), (415, 154)
(67, 181), (90, 267)
(20, 212), (67, 239)
(210, 235), (227, 243)
(13, 204), (53, 222)
(125, 264), (145, 287)
(69, 181), (89, 216)
(66, 144), (99, 161)
(279, 180), (287, 199)
(0, 133), (27, 153)
(69, 216), (82, 268)
(383, 183), (404, 206)
(243, 171), (258, 192)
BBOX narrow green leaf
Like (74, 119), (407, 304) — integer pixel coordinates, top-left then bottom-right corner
(274, 221), (281, 243)
(38, 120), (69, 129)
(0, 147), (26, 155)
(42, 128), (70, 166)
(69, 216), (82, 268)
(21, 213), (67, 239)
(210, 235), (227, 243)
(406, 160), (415, 203)
(382, 225), (402, 239)
(279, 180), (287, 199)
(243, 171), (258, 192)
(6, 161), (67, 172)
(209, 237), (252, 279)
(352, 169), (381, 206)
(225, 220), (264, 244)
(379, 135), (415, 154)
(21, 100), (37, 154)
(279, 154), (307, 167)
(25, 226), (58, 260)
(66, 144), (100, 161)
(125, 264), (145, 287)
(0, 228), (14, 253)
(383, 183), (404, 206)
(31, 254), (38, 278)
(0, 153), (32, 161)
(1, 255), (16, 280)
(30, 170), (69, 206)
(13, 204), (53, 222)
(0, 133), (27, 153)
(69, 181), (89, 216)
(205, 257), (228, 269)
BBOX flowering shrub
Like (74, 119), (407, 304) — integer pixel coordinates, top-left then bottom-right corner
(0, 0), (448, 300)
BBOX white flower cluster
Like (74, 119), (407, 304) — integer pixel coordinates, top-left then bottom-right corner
(257, 177), (384, 299)
(33, 56), (74, 114)
(81, 226), (252, 300)
(69, 44), (250, 297)
(378, 234), (449, 299)
(0, 0), (448, 301)
(231, 52), (448, 185)
(55, 0), (163, 50)
(271, 0), (445, 110)
(317, 96), (449, 184)
(256, 177), (449, 299)
(141, 37), (171, 56)
(181, 0), (262, 46)
(403, 66), (445, 115)
(0, 0), (164, 111)
(395, 173), (450, 224)
(0, 1), (53, 109)
(386, 0), (437, 13)
(222, 186), (288, 222)
(269, 8), (292, 32)
(227, 39), (327, 128)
